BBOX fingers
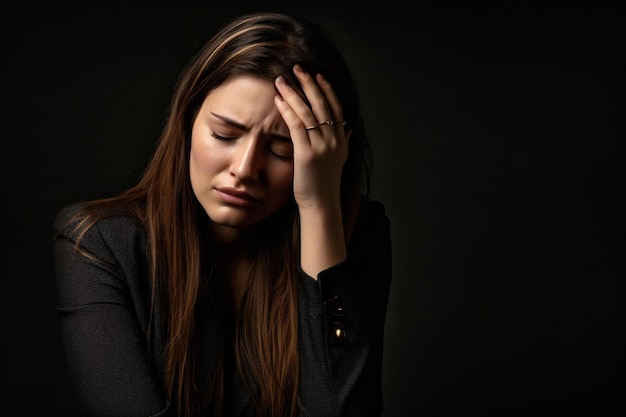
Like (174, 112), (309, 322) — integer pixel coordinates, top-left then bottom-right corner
(308, 70), (345, 127)
(274, 79), (312, 151)
(274, 65), (345, 135)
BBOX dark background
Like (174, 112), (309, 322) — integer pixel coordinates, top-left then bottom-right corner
(2, 1), (623, 416)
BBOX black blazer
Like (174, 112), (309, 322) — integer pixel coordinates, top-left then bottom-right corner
(53, 197), (392, 417)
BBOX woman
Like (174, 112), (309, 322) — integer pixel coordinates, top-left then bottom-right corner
(53, 11), (392, 417)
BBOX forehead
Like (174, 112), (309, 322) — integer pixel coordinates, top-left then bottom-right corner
(202, 75), (286, 132)
(205, 75), (274, 110)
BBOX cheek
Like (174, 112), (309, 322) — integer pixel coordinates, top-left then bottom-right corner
(189, 139), (220, 193)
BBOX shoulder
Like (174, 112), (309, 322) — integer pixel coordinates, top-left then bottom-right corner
(54, 201), (141, 232)
(357, 196), (390, 227)
(347, 195), (391, 260)
(353, 196), (391, 241)
(53, 201), (147, 260)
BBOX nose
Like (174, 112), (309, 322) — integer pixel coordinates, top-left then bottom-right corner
(230, 135), (265, 182)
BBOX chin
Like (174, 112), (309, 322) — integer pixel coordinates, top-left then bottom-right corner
(210, 207), (274, 227)
(202, 200), (294, 230)
(207, 214), (259, 229)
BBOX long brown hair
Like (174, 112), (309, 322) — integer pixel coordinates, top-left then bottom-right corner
(62, 11), (372, 417)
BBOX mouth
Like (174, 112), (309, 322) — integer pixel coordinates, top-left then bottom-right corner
(214, 187), (260, 207)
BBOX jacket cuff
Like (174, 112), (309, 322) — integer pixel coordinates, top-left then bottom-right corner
(297, 260), (350, 300)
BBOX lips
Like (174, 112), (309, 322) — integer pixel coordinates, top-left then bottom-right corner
(214, 187), (259, 207)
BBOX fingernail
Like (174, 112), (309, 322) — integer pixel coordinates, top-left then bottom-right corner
(275, 76), (286, 85)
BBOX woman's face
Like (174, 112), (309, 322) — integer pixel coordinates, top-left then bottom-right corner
(190, 75), (294, 237)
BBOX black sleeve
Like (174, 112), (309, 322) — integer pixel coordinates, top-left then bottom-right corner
(52, 205), (172, 417)
(297, 199), (393, 417)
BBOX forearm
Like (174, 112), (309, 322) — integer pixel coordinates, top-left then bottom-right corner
(299, 203), (347, 280)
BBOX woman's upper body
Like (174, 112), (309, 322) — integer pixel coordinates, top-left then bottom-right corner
(53, 11), (392, 417)
(53, 195), (391, 417)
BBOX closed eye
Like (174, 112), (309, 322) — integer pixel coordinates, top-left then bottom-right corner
(211, 132), (237, 141)
(269, 141), (293, 161)
(211, 130), (292, 161)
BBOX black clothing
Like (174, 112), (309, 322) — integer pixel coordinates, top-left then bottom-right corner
(53, 198), (392, 417)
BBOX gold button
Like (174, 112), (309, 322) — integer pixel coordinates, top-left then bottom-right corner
(333, 326), (347, 343)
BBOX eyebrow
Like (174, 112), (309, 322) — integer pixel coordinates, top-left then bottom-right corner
(210, 111), (292, 143)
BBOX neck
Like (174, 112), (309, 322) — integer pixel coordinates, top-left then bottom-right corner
(208, 218), (260, 253)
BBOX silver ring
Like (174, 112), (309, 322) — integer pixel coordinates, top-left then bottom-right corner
(319, 120), (347, 127)
(305, 124), (319, 131)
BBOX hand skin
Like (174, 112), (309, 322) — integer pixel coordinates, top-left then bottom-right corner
(274, 65), (350, 279)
